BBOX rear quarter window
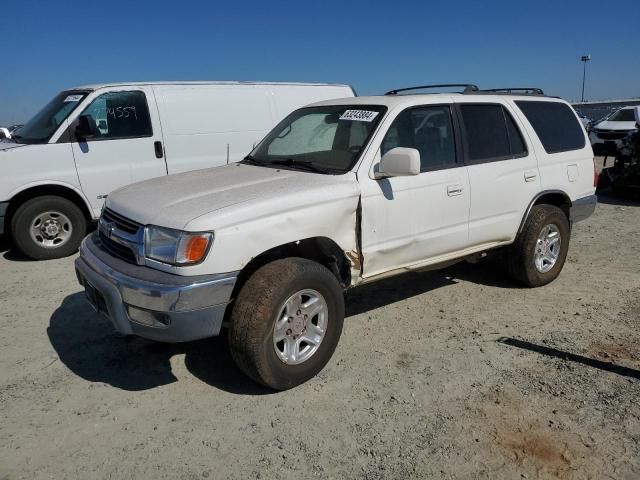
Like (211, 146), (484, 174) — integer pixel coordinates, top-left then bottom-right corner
(515, 101), (586, 154)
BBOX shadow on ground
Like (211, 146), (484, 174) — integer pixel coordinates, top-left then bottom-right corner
(346, 259), (520, 316)
(498, 337), (640, 380)
(595, 192), (640, 207)
(0, 234), (35, 261)
(48, 293), (271, 395)
(49, 259), (519, 393)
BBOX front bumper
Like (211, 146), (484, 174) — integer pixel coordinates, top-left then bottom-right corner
(570, 194), (597, 224)
(74, 233), (238, 342)
(0, 201), (8, 235)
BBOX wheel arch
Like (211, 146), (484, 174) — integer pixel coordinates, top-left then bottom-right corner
(517, 190), (572, 235)
(5, 183), (94, 235)
(230, 236), (353, 305)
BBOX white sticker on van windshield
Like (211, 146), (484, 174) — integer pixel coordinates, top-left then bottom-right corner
(339, 110), (379, 122)
(63, 95), (83, 102)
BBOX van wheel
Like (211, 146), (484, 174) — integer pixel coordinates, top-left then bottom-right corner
(506, 205), (570, 287)
(11, 196), (87, 260)
(228, 258), (344, 390)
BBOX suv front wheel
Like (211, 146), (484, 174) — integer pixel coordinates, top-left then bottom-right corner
(228, 258), (345, 390)
(506, 204), (570, 287)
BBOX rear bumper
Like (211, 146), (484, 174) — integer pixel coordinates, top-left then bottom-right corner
(0, 201), (8, 235)
(570, 194), (597, 224)
(74, 233), (238, 343)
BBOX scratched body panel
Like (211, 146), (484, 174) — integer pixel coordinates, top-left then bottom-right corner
(108, 163), (361, 277)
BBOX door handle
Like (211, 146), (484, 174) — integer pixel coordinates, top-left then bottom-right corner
(154, 141), (164, 159)
(447, 184), (463, 196)
(524, 171), (537, 182)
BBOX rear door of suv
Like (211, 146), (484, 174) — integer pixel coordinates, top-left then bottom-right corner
(454, 99), (541, 246)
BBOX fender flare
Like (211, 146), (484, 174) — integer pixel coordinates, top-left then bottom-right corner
(516, 189), (572, 235)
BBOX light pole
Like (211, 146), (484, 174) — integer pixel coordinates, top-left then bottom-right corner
(580, 55), (591, 102)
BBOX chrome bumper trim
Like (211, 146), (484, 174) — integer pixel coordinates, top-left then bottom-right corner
(75, 236), (238, 342)
(78, 236), (237, 312)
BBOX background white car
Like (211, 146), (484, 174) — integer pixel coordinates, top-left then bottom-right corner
(590, 106), (640, 155)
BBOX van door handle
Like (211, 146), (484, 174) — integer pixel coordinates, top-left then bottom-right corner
(447, 184), (463, 196)
(524, 171), (537, 182)
(154, 141), (164, 159)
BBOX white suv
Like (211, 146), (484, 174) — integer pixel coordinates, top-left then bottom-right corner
(75, 84), (597, 390)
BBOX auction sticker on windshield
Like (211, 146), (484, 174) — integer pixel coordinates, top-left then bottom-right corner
(64, 95), (84, 102)
(339, 110), (379, 122)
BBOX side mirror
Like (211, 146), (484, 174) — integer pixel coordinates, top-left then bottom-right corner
(376, 147), (421, 178)
(75, 115), (99, 141)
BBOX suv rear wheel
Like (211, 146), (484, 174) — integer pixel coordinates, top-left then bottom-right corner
(228, 258), (344, 390)
(506, 204), (570, 287)
(10, 196), (87, 260)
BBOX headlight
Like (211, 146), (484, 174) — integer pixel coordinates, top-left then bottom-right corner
(144, 225), (213, 265)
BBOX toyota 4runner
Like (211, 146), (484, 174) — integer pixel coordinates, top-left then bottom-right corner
(75, 84), (597, 390)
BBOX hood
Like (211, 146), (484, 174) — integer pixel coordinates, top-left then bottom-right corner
(107, 163), (360, 230)
(594, 120), (638, 131)
(0, 140), (29, 152)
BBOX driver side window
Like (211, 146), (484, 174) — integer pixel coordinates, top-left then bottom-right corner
(381, 105), (457, 172)
(73, 91), (152, 141)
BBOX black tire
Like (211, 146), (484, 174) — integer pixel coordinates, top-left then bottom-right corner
(505, 205), (570, 287)
(10, 196), (87, 260)
(228, 258), (345, 390)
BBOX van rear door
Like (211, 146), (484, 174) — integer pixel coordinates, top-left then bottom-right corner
(68, 86), (167, 216)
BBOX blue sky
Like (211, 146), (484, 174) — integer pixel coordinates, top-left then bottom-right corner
(1, 0), (639, 125)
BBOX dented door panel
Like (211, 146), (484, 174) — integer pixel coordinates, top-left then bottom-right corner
(358, 164), (470, 279)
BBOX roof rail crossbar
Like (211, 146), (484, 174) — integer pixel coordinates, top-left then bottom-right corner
(479, 87), (545, 95)
(385, 84), (479, 95)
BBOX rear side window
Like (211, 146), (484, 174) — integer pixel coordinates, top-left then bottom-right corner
(459, 104), (527, 163)
(515, 101), (585, 153)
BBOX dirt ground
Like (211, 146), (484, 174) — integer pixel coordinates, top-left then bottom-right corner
(1, 160), (639, 479)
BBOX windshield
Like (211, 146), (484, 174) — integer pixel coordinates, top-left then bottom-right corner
(13, 90), (88, 144)
(607, 109), (636, 122)
(245, 105), (387, 174)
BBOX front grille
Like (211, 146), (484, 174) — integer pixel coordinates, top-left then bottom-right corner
(98, 231), (138, 264)
(102, 208), (142, 234)
(595, 130), (631, 140)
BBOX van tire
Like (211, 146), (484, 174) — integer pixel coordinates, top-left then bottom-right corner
(228, 258), (344, 390)
(11, 196), (87, 260)
(505, 204), (570, 287)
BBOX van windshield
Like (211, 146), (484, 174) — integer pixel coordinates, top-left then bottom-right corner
(13, 91), (88, 144)
(244, 105), (387, 174)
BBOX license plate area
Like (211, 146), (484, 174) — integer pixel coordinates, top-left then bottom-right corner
(85, 280), (107, 314)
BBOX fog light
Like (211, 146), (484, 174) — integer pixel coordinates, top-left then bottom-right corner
(127, 306), (170, 328)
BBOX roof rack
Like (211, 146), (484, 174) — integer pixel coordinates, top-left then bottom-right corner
(385, 84), (479, 95)
(478, 87), (545, 95)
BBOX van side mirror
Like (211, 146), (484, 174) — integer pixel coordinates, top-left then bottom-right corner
(75, 115), (99, 141)
(376, 147), (421, 178)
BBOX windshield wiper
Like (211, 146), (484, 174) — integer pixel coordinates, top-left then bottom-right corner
(264, 158), (330, 174)
(242, 155), (261, 165)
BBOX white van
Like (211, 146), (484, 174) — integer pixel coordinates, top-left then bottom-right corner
(0, 81), (355, 259)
